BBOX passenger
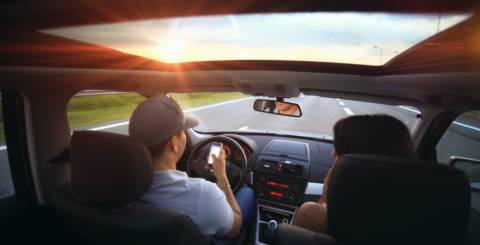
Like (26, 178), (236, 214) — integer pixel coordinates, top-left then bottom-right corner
(293, 114), (415, 233)
(128, 96), (255, 240)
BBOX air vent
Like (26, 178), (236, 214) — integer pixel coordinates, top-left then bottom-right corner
(262, 139), (310, 161)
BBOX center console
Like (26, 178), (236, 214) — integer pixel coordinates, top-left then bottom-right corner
(256, 200), (297, 244)
(253, 139), (310, 244)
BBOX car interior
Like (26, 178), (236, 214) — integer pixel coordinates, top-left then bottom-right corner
(1, 1), (480, 245)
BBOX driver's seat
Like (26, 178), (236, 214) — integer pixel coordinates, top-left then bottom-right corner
(51, 130), (210, 245)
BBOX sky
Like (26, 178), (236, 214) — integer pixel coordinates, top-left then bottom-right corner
(43, 12), (469, 65)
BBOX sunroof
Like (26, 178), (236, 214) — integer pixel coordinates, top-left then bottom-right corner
(43, 12), (469, 66)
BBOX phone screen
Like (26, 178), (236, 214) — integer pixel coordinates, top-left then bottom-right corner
(208, 143), (222, 164)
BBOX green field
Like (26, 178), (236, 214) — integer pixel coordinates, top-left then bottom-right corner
(67, 92), (248, 130)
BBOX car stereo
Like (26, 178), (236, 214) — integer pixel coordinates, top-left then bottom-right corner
(254, 174), (306, 205)
(253, 139), (310, 205)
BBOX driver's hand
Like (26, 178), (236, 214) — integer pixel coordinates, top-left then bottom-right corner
(211, 149), (228, 181)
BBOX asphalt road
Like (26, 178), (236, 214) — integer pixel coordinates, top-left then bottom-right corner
(1, 96), (479, 199)
(87, 96), (420, 138)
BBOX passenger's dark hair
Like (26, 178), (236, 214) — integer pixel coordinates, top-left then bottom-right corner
(333, 114), (415, 158)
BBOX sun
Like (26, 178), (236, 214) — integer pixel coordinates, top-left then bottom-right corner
(159, 40), (186, 63)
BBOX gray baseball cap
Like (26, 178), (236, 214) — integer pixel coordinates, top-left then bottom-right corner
(129, 96), (198, 147)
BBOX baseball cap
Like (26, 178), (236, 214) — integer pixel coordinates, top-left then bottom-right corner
(129, 96), (198, 147)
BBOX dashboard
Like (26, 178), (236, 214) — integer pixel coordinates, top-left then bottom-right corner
(186, 130), (335, 205)
(186, 130), (335, 245)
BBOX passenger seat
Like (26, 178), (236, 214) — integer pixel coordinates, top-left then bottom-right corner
(274, 154), (470, 245)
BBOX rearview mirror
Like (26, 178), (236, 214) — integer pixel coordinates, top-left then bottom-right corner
(253, 99), (302, 117)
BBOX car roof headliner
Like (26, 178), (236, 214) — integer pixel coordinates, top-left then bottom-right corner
(2, 0), (479, 30)
(1, 0), (480, 109)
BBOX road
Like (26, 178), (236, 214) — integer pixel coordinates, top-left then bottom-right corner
(93, 96), (420, 138)
(1, 96), (480, 199)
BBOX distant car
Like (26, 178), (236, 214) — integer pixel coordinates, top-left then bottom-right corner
(0, 1), (479, 245)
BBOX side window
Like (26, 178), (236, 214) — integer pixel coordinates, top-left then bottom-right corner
(436, 111), (480, 163)
(0, 92), (15, 199)
(67, 91), (145, 134)
(436, 111), (480, 213)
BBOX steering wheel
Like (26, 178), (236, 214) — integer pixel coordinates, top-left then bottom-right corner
(186, 135), (248, 193)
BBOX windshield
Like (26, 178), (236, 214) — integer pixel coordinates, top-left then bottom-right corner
(67, 92), (418, 140)
(179, 94), (419, 140)
(43, 12), (468, 65)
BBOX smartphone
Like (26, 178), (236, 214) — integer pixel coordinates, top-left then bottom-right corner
(207, 142), (223, 164)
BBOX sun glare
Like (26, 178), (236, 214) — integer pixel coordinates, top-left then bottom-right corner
(157, 39), (186, 63)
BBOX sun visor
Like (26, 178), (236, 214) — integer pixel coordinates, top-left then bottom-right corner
(234, 80), (300, 98)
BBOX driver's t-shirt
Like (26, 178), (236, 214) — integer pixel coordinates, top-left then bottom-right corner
(141, 170), (234, 237)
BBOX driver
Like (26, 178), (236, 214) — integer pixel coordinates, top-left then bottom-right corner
(128, 96), (255, 240)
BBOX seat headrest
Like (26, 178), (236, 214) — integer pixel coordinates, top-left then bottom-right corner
(70, 131), (153, 208)
(326, 154), (470, 245)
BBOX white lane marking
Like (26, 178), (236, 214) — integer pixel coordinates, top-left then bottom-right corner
(453, 121), (480, 132)
(239, 126), (249, 131)
(0, 97), (254, 151)
(90, 121), (129, 131)
(343, 107), (354, 115)
(339, 101), (345, 106)
(398, 106), (421, 114)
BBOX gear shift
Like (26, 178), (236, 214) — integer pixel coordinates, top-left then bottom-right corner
(267, 220), (278, 231)
(265, 219), (278, 243)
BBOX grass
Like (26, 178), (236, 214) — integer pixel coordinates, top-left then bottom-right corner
(67, 93), (145, 129)
(67, 92), (248, 130)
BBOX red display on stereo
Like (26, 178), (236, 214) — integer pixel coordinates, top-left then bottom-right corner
(270, 191), (284, 197)
(266, 181), (290, 189)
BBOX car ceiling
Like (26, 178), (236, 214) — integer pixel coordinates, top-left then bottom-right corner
(1, 0), (480, 109)
(1, 0), (479, 31)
